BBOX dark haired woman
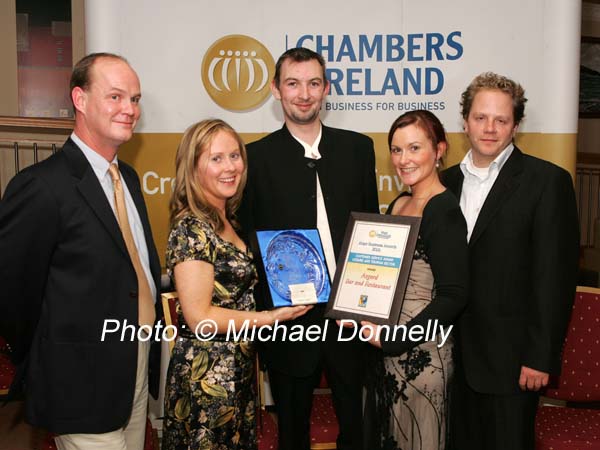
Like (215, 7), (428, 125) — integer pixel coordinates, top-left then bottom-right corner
(363, 110), (468, 450)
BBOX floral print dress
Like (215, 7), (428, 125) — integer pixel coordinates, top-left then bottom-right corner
(163, 215), (258, 450)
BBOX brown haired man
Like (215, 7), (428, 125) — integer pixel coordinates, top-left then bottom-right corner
(239, 47), (379, 450)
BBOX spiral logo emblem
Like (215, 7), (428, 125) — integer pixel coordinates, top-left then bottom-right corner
(202, 35), (275, 111)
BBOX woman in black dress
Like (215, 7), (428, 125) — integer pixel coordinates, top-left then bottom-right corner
(362, 110), (469, 450)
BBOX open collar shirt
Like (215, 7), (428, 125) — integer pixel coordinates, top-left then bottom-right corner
(290, 125), (337, 281)
(459, 143), (514, 242)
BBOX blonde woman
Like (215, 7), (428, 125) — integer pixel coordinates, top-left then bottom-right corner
(163, 119), (309, 449)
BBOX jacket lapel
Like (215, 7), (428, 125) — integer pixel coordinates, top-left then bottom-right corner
(442, 166), (464, 199)
(469, 148), (523, 246)
(280, 124), (318, 205)
(62, 139), (129, 258)
(316, 125), (333, 189)
(280, 125), (312, 165)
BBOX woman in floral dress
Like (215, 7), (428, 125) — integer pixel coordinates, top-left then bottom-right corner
(362, 110), (469, 450)
(163, 119), (309, 450)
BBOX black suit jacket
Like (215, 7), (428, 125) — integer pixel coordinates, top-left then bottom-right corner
(0, 138), (161, 433)
(238, 124), (379, 376)
(442, 147), (579, 394)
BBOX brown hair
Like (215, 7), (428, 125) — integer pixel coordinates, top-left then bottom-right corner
(388, 109), (448, 167)
(273, 47), (327, 87)
(460, 72), (527, 124)
(70, 52), (129, 94)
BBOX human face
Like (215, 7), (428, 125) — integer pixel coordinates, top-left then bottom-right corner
(271, 59), (329, 126)
(196, 131), (244, 210)
(390, 124), (444, 191)
(464, 89), (518, 168)
(73, 58), (141, 159)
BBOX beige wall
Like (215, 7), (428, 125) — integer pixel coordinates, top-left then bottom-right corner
(0, 0), (18, 116)
(71, 0), (85, 64)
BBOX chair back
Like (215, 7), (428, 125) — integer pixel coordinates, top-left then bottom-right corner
(161, 292), (179, 354)
(544, 286), (600, 402)
(0, 335), (15, 397)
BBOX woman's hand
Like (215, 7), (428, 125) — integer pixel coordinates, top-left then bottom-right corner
(336, 319), (356, 328)
(360, 320), (382, 348)
(266, 305), (313, 324)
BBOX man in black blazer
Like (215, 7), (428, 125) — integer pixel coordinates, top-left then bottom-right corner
(239, 47), (379, 450)
(0, 53), (161, 450)
(443, 72), (579, 450)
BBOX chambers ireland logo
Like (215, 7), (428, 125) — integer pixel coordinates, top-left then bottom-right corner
(202, 35), (275, 111)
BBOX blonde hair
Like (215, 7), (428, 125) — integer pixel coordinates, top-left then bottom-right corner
(169, 119), (247, 231)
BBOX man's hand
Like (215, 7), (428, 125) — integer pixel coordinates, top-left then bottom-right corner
(519, 365), (549, 391)
(271, 305), (313, 323)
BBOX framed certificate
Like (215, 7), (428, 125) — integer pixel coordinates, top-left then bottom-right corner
(251, 229), (331, 308)
(325, 212), (421, 325)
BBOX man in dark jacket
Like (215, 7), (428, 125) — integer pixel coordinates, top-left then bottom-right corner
(444, 72), (579, 450)
(0, 53), (161, 450)
(239, 47), (379, 450)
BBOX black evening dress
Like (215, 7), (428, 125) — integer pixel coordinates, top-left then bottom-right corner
(365, 190), (468, 450)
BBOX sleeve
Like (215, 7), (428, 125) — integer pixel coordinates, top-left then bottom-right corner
(381, 198), (469, 356)
(0, 171), (59, 364)
(166, 218), (217, 273)
(522, 167), (579, 374)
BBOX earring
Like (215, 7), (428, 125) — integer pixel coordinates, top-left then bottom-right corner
(435, 160), (440, 168)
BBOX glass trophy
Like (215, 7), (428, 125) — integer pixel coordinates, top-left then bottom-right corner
(254, 229), (331, 307)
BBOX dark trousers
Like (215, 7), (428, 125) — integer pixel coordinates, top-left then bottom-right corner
(267, 334), (364, 450)
(268, 367), (320, 450)
(449, 365), (539, 450)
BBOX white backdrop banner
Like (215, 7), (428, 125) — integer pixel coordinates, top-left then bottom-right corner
(85, 0), (581, 135)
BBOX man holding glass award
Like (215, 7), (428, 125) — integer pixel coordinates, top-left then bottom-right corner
(239, 47), (379, 450)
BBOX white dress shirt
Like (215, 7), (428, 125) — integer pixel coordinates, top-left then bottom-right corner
(459, 143), (514, 242)
(290, 126), (337, 281)
(71, 132), (156, 300)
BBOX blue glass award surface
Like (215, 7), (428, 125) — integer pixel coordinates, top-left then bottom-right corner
(255, 230), (331, 307)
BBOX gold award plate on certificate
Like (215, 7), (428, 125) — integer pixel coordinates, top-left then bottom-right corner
(325, 212), (421, 325)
